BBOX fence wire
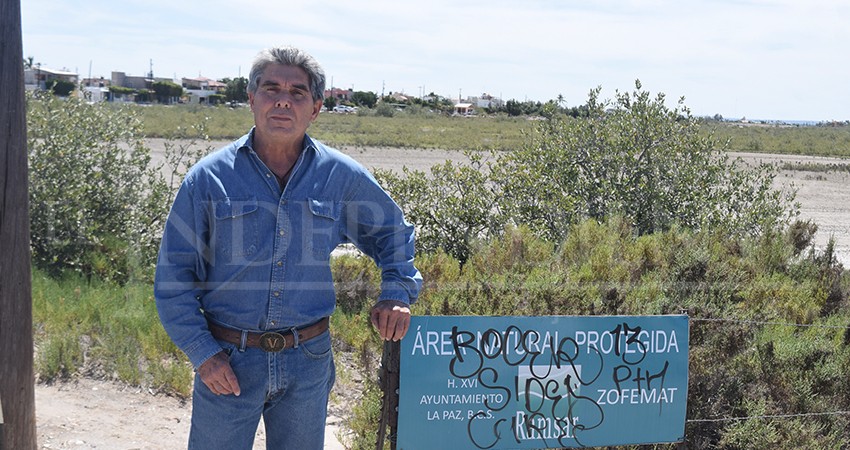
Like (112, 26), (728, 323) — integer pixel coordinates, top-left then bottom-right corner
(690, 316), (850, 330)
(688, 410), (850, 423)
(685, 316), (850, 424)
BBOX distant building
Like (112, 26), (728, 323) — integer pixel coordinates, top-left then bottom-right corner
(182, 76), (226, 91)
(324, 87), (353, 101)
(182, 76), (226, 104)
(81, 76), (110, 88)
(24, 66), (78, 91)
(454, 102), (474, 115)
(79, 76), (111, 101)
(112, 71), (171, 90)
(469, 93), (503, 109)
(82, 86), (111, 102)
(389, 92), (409, 103)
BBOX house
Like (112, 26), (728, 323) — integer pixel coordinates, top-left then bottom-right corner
(471, 93), (503, 109)
(454, 102), (474, 115)
(389, 92), (409, 103)
(182, 76), (226, 91)
(24, 66), (78, 91)
(182, 76), (226, 104)
(82, 76), (110, 88)
(324, 87), (354, 102)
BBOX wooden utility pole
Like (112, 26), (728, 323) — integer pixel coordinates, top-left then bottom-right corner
(0, 0), (37, 447)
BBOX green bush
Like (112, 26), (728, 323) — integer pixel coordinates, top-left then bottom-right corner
(374, 102), (396, 118)
(492, 81), (797, 241)
(26, 92), (211, 283)
(331, 252), (382, 314)
(27, 91), (171, 282)
(46, 79), (76, 97)
(375, 153), (500, 264)
(207, 94), (226, 105)
(152, 80), (183, 104)
(377, 81), (798, 264)
(345, 221), (849, 448)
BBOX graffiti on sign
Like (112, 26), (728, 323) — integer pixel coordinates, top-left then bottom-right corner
(398, 315), (689, 449)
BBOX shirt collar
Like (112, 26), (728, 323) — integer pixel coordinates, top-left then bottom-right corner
(239, 128), (317, 155)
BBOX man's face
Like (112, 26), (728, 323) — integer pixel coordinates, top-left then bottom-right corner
(248, 64), (322, 143)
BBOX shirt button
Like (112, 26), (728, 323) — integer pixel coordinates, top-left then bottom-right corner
(279, 229), (285, 236)
(277, 261), (283, 267)
(273, 291), (280, 297)
(270, 321), (277, 326)
(266, 173), (272, 178)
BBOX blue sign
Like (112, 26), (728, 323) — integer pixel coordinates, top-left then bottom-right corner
(397, 315), (689, 449)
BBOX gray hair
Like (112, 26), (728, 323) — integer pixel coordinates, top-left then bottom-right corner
(247, 46), (326, 101)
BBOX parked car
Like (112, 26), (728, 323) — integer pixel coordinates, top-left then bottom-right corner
(333, 105), (355, 113)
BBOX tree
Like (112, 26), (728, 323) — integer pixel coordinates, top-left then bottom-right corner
(207, 93), (226, 105)
(323, 96), (337, 110)
(222, 76), (248, 103)
(45, 79), (75, 97)
(504, 99), (523, 116)
(134, 89), (153, 103)
(1, 0), (37, 447)
(109, 85), (135, 101)
(352, 90), (378, 108)
(152, 80), (183, 104)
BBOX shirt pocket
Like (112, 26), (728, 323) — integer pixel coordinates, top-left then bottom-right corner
(306, 198), (341, 261)
(213, 197), (260, 258)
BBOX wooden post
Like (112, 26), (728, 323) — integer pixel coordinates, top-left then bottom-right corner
(376, 340), (400, 450)
(0, 0), (37, 447)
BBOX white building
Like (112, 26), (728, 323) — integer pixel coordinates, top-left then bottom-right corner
(182, 76), (226, 104)
(24, 66), (79, 91)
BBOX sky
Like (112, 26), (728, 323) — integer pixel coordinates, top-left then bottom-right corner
(20, 0), (849, 122)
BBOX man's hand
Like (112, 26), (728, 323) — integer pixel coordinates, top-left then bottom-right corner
(197, 351), (241, 396)
(370, 300), (411, 341)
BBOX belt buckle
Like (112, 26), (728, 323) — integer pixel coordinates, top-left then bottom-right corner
(259, 332), (287, 352)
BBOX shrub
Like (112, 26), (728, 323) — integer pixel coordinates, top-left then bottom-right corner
(493, 81), (798, 241)
(375, 153), (501, 265)
(27, 91), (172, 282)
(374, 102), (395, 118)
(377, 81), (799, 263)
(152, 80), (183, 104)
(46, 79), (76, 97)
(331, 252), (381, 314)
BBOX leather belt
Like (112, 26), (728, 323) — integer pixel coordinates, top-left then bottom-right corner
(208, 317), (329, 352)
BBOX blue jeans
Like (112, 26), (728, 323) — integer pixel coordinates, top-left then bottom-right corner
(188, 329), (335, 450)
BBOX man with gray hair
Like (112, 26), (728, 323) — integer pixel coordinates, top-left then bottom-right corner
(154, 46), (422, 449)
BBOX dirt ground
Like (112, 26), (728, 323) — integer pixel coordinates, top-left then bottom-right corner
(36, 377), (349, 450)
(33, 143), (849, 449)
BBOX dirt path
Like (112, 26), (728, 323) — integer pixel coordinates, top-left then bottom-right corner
(36, 378), (348, 449)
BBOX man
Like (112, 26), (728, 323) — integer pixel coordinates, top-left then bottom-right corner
(154, 46), (421, 449)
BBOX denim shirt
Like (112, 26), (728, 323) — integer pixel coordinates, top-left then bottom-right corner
(154, 130), (422, 368)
